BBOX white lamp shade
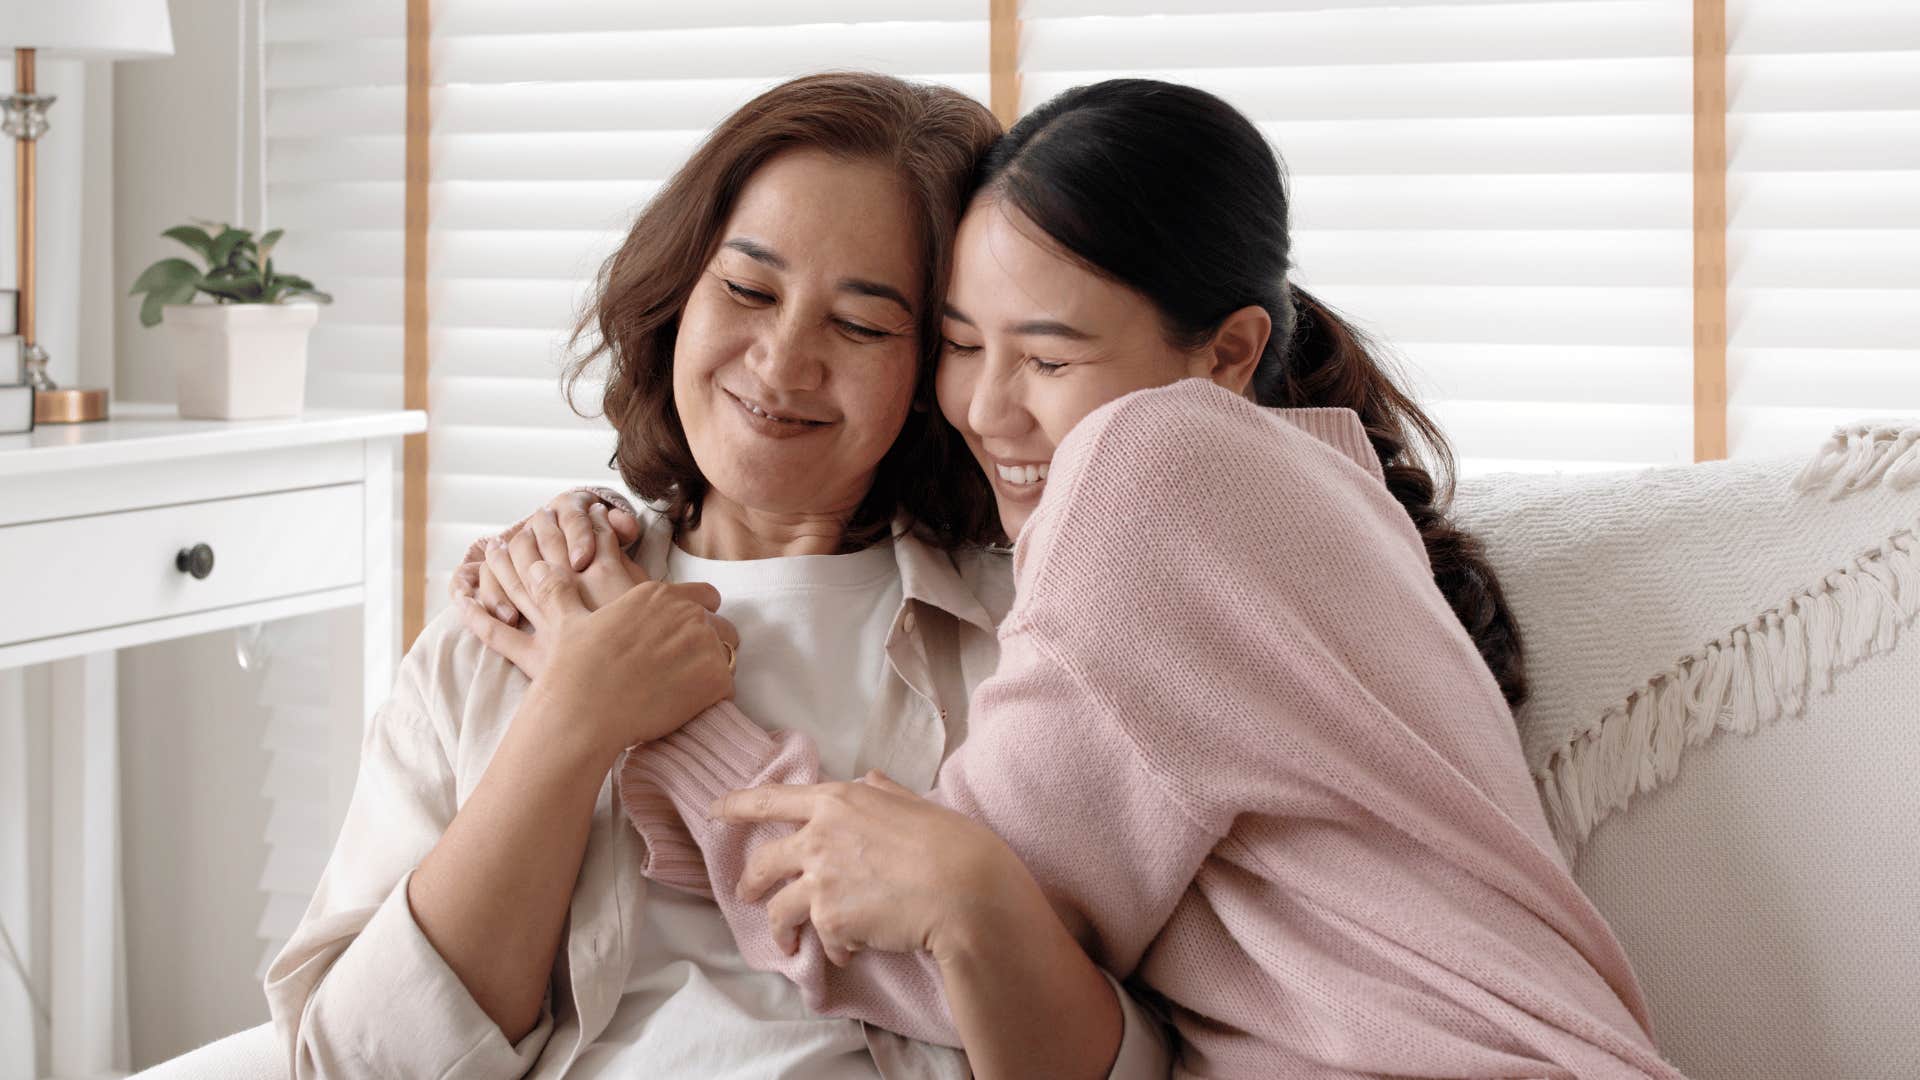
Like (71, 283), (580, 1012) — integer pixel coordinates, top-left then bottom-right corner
(0, 0), (173, 60)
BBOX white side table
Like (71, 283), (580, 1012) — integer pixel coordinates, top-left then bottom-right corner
(0, 403), (425, 1080)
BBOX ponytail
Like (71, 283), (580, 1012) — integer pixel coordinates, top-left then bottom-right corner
(1261, 288), (1528, 707)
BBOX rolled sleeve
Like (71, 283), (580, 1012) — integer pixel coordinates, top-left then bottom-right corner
(1104, 969), (1175, 1079)
(265, 613), (564, 1079)
(288, 870), (554, 1078)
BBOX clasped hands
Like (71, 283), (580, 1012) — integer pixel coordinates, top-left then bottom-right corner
(449, 491), (1044, 969)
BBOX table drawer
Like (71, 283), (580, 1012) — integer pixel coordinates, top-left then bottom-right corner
(0, 484), (364, 648)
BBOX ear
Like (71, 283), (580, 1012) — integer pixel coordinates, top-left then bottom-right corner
(1189, 304), (1271, 395)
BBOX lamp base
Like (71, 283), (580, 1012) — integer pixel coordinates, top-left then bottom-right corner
(34, 387), (111, 424)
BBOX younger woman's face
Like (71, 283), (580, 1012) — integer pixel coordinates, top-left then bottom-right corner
(935, 201), (1262, 541)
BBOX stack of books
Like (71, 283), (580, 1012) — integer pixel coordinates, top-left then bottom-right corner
(2, 288), (30, 434)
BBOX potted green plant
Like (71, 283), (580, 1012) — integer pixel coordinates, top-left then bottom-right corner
(130, 222), (333, 419)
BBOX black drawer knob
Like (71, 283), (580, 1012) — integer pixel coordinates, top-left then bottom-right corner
(175, 543), (215, 580)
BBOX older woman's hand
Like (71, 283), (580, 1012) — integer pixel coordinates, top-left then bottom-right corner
(710, 771), (1059, 969)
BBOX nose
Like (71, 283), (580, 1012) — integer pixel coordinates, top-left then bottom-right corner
(746, 311), (825, 393)
(966, 350), (1032, 443)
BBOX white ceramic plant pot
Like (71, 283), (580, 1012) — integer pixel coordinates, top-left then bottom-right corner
(162, 302), (320, 420)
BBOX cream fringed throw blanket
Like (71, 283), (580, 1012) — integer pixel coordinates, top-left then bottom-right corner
(1452, 422), (1920, 863)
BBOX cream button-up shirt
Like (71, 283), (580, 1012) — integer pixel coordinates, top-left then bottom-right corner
(265, 509), (1172, 1078)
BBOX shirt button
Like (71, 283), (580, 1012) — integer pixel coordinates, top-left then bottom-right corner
(902, 610), (918, 635)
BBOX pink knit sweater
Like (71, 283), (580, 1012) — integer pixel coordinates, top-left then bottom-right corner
(617, 379), (1682, 1078)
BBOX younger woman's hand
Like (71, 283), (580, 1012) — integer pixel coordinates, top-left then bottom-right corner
(450, 487), (642, 625)
(709, 771), (1053, 968)
(455, 503), (642, 679)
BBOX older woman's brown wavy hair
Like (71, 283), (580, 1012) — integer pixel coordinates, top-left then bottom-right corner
(565, 73), (1004, 549)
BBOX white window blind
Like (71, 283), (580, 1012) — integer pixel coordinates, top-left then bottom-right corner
(263, 0), (1920, 578)
(263, 0), (408, 598)
(1725, 0), (1920, 456)
(1022, 0), (1698, 475)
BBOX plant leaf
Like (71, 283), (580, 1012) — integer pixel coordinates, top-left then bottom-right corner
(162, 226), (215, 263)
(203, 265), (265, 297)
(160, 280), (199, 305)
(130, 257), (202, 295)
(208, 227), (250, 269)
(258, 229), (284, 262)
(139, 291), (167, 328)
(197, 273), (263, 303)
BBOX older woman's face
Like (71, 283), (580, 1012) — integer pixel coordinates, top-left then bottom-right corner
(674, 149), (923, 520)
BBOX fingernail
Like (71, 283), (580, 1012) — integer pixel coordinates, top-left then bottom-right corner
(495, 604), (516, 622)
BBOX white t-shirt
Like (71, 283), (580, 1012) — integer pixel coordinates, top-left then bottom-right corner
(569, 540), (904, 1078)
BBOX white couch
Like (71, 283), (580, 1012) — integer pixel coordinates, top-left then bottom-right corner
(140, 423), (1920, 1080)
(1450, 421), (1920, 1080)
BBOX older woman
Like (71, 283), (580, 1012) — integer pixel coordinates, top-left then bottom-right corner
(266, 74), (1170, 1079)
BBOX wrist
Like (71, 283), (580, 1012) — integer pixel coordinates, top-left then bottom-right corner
(514, 684), (624, 780)
(930, 854), (1058, 970)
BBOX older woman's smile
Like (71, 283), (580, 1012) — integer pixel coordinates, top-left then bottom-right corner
(725, 387), (832, 435)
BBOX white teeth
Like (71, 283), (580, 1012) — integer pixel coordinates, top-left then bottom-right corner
(995, 462), (1050, 486)
(742, 398), (810, 424)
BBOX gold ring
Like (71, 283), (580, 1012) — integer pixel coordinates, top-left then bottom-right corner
(721, 640), (736, 672)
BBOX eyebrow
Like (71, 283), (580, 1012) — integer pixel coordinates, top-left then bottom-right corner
(942, 304), (1095, 341)
(839, 277), (913, 315)
(723, 237), (913, 316)
(723, 237), (786, 270)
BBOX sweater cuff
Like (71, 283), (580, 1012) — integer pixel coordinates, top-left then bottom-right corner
(616, 702), (781, 894)
(1276, 407), (1381, 483)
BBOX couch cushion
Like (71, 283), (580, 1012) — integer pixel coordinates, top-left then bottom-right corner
(1451, 421), (1920, 1080)
(131, 1020), (282, 1079)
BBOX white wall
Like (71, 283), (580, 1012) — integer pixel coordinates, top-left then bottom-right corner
(111, 0), (328, 1066)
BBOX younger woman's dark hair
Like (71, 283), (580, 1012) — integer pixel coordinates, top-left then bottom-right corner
(976, 79), (1528, 707)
